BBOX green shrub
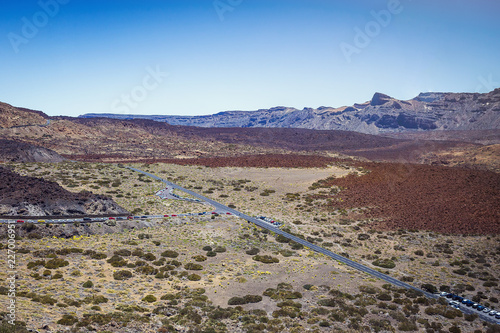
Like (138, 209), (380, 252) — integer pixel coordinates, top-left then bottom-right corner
(206, 251), (217, 257)
(27, 260), (45, 269)
(57, 314), (79, 326)
(142, 253), (156, 261)
(83, 281), (94, 288)
(228, 297), (246, 305)
(202, 246), (212, 251)
(114, 249), (132, 256)
(214, 246), (226, 253)
(359, 285), (380, 294)
(357, 234), (370, 241)
(372, 259), (395, 269)
(421, 284), (438, 293)
(135, 265), (158, 275)
(246, 248), (260, 255)
(243, 295), (263, 303)
(192, 255), (207, 262)
(107, 255), (127, 267)
(253, 255), (279, 264)
(377, 293), (392, 301)
(161, 250), (179, 258)
(90, 252), (107, 260)
(187, 274), (201, 281)
(44, 258), (69, 269)
(113, 270), (133, 280)
(142, 295), (157, 303)
(185, 263), (203, 270)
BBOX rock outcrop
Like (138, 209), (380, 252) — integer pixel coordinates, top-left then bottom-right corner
(80, 88), (500, 134)
(0, 167), (128, 216)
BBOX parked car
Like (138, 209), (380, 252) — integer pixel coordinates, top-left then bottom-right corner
(109, 217), (116, 220)
(449, 301), (460, 308)
(16, 220), (24, 223)
(440, 292), (449, 297)
(37, 220), (45, 223)
(488, 310), (498, 316)
(483, 308), (491, 313)
(83, 217), (91, 221)
(472, 303), (479, 309)
(164, 214), (170, 217)
(127, 216), (133, 220)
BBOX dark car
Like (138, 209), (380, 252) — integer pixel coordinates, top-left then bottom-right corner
(141, 216), (148, 219)
(83, 217), (92, 221)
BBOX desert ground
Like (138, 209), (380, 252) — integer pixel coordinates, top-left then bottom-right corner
(1, 160), (499, 332)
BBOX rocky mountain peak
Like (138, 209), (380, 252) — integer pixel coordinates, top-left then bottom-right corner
(370, 92), (393, 106)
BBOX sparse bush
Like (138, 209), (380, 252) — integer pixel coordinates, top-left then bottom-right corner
(214, 246), (226, 253)
(253, 255), (279, 264)
(44, 258), (69, 269)
(187, 274), (201, 281)
(83, 281), (94, 288)
(372, 258), (395, 269)
(114, 249), (132, 256)
(192, 255), (207, 262)
(142, 295), (157, 303)
(185, 263), (203, 270)
(202, 246), (212, 251)
(57, 314), (78, 326)
(243, 295), (263, 303)
(113, 270), (133, 280)
(421, 284), (438, 293)
(246, 248), (260, 255)
(161, 250), (179, 258)
(206, 251), (216, 257)
(357, 234), (370, 240)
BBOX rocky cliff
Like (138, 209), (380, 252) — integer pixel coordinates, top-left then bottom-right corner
(81, 88), (500, 134)
(0, 139), (65, 163)
(0, 167), (128, 217)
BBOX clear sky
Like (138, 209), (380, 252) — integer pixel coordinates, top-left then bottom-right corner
(1, 0), (499, 116)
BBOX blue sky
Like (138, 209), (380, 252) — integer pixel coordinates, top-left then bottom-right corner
(0, 0), (499, 116)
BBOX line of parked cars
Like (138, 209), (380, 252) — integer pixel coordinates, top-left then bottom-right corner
(442, 292), (500, 319)
(257, 216), (283, 227)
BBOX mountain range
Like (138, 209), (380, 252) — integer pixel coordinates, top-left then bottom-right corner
(81, 89), (500, 134)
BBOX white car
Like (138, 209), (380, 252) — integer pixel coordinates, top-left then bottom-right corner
(449, 301), (460, 308)
(488, 310), (498, 316)
(483, 308), (491, 313)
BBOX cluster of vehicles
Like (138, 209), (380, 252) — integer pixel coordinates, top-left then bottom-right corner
(257, 216), (283, 227)
(442, 292), (500, 319)
(4, 211), (234, 224)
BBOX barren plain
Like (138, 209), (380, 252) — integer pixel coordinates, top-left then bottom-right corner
(1, 160), (499, 332)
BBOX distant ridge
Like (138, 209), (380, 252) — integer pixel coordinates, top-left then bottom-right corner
(80, 88), (500, 134)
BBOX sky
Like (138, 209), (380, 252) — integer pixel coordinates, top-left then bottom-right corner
(0, 0), (499, 117)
